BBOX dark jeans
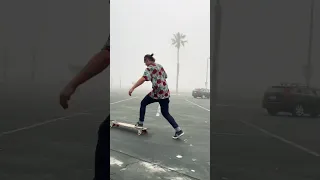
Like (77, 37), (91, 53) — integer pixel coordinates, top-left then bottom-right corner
(94, 115), (110, 180)
(140, 95), (179, 129)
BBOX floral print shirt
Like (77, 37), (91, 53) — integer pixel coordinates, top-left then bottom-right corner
(143, 63), (170, 99)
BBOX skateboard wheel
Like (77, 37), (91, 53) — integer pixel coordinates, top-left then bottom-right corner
(142, 130), (147, 134)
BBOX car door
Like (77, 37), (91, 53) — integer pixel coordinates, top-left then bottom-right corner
(301, 88), (317, 113)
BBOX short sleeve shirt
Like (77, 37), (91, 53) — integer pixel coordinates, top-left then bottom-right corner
(143, 63), (170, 99)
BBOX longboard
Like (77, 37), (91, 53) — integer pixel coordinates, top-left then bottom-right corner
(110, 120), (148, 135)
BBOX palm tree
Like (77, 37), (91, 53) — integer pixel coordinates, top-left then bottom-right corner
(171, 32), (187, 94)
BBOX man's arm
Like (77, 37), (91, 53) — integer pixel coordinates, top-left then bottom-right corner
(130, 68), (150, 91)
(131, 77), (146, 90)
(67, 49), (110, 89)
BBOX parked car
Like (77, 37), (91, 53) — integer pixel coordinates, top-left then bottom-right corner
(192, 88), (210, 99)
(262, 82), (320, 117)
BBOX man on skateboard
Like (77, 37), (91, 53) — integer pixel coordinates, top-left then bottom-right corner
(59, 36), (110, 180)
(128, 53), (184, 139)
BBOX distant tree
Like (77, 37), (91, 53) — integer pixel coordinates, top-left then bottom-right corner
(171, 32), (187, 94)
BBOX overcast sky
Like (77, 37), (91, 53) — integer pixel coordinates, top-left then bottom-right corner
(110, 0), (210, 91)
(1, 0), (319, 95)
(218, 0), (320, 94)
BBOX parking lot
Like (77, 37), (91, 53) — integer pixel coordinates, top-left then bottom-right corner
(0, 87), (320, 180)
(110, 92), (210, 180)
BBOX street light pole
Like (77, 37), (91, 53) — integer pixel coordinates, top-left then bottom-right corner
(205, 57), (210, 89)
(306, 0), (315, 87)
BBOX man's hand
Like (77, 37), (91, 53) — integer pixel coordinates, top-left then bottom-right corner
(128, 87), (134, 96)
(59, 84), (76, 109)
(129, 77), (146, 96)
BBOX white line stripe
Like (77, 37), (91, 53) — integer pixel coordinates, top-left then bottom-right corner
(0, 113), (88, 137)
(184, 99), (210, 111)
(110, 97), (137, 104)
(156, 105), (161, 116)
(212, 132), (245, 136)
(239, 120), (320, 157)
(0, 97), (137, 137)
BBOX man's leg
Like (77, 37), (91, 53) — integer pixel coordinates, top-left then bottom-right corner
(138, 95), (156, 125)
(159, 98), (184, 139)
(94, 115), (110, 180)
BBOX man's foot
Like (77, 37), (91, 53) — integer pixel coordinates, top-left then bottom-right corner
(135, 122), (143, 128)
(172, 130), (184, 139)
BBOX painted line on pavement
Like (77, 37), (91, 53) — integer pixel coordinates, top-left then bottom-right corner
(212, 132), (245, 136)
(185, 99), (210, 112)
(0, 97), (137, 137)
(240, 120), (320, 157)
(110, 97), (137, 104)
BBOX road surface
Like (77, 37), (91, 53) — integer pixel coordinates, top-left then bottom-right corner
(0, 87), (319, 180)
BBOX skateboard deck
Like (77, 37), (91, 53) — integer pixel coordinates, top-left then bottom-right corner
(110, 120), (148, 135)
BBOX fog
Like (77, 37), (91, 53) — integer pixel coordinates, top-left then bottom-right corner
(0, 0), (319, 98)
(0, 0), (109, 91)
(112, 0), (320, 96)
(110, 0), (210, 92)
(218, 0), (320, 96)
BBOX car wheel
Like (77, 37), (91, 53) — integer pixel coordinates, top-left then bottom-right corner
(293, 104), (304, 117)
(267, 109), (278, 116)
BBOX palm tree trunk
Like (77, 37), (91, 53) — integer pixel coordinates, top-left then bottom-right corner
(176, 47), (180, 94)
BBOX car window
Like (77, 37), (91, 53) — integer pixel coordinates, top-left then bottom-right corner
(293, 88), (302, 93)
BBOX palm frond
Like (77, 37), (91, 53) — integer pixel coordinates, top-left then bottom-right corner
(171, 32), (187, 48)
(173, 33), (178, 40)
(171, 38), (177, 45)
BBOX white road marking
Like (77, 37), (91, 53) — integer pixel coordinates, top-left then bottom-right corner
(110, 97), (137, 104)
(0, 113), (89, 137)
(184, 99), (210, 112)
(0, 97), (138, 137)
(212, 132), (245, 136)
(156, 105), (161, 116)
(240, 120), (320, 157)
